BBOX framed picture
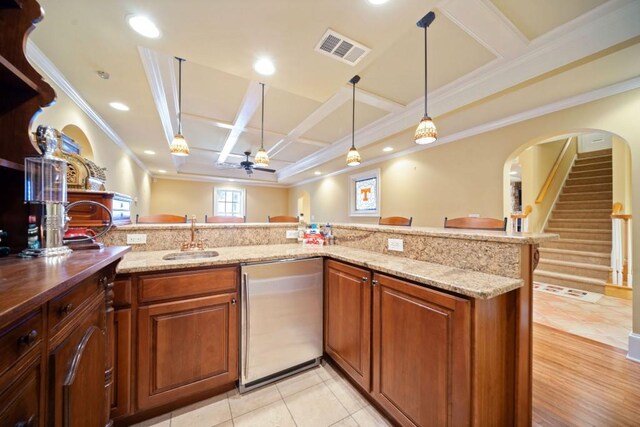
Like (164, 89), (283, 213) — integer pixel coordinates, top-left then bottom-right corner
(350, 169), (380, 217)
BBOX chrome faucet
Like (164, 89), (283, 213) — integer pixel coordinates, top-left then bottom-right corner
(181, 215), (206, 251)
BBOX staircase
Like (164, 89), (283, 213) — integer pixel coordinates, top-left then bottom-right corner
(535, 149), (613, 293)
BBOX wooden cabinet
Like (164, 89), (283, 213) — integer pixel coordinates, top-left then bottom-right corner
(48, 294), (107, 427)
(137, 292), (238, 410)
(0, 361), (41, 427)
(67, 191), (133, 227)
(372, 273), (471, 427)
(324, 260), (372, 390)
(110, 308), (131, 418)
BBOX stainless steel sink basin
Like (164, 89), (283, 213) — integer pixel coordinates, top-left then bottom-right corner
(162, 250), (219, 261)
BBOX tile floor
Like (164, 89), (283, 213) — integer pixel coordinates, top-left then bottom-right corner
(533, 289), (632, 350)
(132, 363), (391, 427)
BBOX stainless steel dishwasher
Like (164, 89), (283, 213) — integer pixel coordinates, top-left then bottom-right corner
(240, 257), (323, 392)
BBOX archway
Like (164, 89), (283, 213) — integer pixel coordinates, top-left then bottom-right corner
(504, 128), (633, 351)
(297, 191), (311, 222)
(61, 124), (94, 160)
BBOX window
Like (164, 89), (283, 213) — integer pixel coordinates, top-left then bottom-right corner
(213, 187), (245, 217)
(349, 169), (380, 217)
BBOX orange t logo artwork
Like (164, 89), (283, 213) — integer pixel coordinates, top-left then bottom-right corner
(360, 188), (371, 202)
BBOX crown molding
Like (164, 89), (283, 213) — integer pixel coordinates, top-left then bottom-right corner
(277, 0), (640, 181)
(157, 172), (288, 188)
(288, 76), (640, 187)
(26, 40), (149, 173)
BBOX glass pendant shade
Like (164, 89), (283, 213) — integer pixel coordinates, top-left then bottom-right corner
(169, 134), (189, 156)
(414, 115), (437, 145)
(254, 146), (269, 166)
(346, 146), (361, 166)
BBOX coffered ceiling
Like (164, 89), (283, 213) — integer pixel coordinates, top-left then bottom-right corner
(30, 0), (640, 186)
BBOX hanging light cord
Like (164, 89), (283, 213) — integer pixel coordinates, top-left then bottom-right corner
(352, 80), (356, 149)
(177, 57), (184, 135)
(424, 26), (428, 117)
(260, 83), (265, 149)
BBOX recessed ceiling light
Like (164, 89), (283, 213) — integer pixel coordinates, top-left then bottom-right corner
(128, 15), (160, 38)
(143, 150), (156, 155)
(382, 146), (394, 152)
(367, 0), (390, 5)
(314, 171), (322, 176)
(97, 70), (110, 80)
(158, 169), (167, 174)
(254, 58), (275, 75)
(228, 178), (235, 182)
(109, 102), (130, 111)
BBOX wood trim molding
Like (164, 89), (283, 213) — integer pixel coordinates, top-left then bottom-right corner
(26, 41), (149, 174)
(535, 137), (573, 204)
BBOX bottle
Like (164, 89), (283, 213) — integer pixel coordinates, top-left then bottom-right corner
(297, 213), (306, 242)
(27, 215), (40, 249)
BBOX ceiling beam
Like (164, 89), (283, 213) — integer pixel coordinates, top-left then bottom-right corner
(438, 0), (528, 59)
(181, 112), (330, 147)
(217, 81), (266, 163)
(348, 86), (405, 113)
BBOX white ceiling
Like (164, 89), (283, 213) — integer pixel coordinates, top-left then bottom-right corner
(30, 0), (640, 186)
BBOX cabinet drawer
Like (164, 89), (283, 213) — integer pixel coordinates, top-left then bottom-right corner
(48, 272), (105, 334)
(112, 200), (130, 211)
(0, 311), (42, 380)
(112, 210), (130, 221)
(0, 362), (40, 427)
(139, 267), (238, 304)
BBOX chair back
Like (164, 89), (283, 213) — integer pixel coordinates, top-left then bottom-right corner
(205, 215), (246, 223)
(443, 216), (507, 231)
(268, 215), (299, 223)
(379, 216), (412, 226)
(136, 214), (188, 224)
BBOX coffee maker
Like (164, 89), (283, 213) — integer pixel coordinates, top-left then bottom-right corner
(21, 126), (112, 257)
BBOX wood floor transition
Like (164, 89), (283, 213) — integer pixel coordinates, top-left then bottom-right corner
(532, 323), (640, 426)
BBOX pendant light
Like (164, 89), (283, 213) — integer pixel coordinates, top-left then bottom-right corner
(254, 82), (270, 167)
(415, 11), (437, 145)
(170, 57), (190, 156)
(346, 75), (361, 167)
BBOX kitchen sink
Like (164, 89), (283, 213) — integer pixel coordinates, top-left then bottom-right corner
(162, 250), (220, 261)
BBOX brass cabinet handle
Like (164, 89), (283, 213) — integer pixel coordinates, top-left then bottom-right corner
(59, 303), (74, 316)
(361, 276), (368, 282)
(18, 330), (38, 346)
(231, 298), (237, 305)
(15, 415), (36, 427)
(371, 279), (378, 286)
(99, 276), (108, 286)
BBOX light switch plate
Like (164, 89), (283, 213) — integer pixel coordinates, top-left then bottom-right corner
(126, 234), (147, 244)
(388, 238), (404, 252)
(286, 230), (298, 239)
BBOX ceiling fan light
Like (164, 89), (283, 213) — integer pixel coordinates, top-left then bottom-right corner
(254, 147), (269, 166)
(169, 134), (189, 156)
(414, 116), (437, 145)
(346, 147), (361, 167)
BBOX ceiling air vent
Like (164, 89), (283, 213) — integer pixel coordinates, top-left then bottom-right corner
(315, 29), (371, 66)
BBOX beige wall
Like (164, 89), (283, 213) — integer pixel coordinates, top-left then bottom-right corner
(150, 178), (289, 223)
(518, 138), (577, 232)
(613, 136), (633, 214)
(290, 88), (640, 333)
(32, 71), (151, 217)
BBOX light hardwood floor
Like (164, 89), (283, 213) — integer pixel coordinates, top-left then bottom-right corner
(532, 323), (640, 426)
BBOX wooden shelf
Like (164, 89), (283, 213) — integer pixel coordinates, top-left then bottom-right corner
(0, 0), (22, 9)
(0, 157), (24, 171)
(0, 54), (39, 94)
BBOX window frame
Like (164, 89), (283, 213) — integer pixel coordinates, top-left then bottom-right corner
(213, 187), (246, 218)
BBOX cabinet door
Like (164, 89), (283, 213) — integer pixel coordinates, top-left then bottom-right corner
(324, 260), (372, 390)
(0, 361), (40, 427)
(49, 299), (107, 427)
(137, 293), (238, 410)
(372, 274), (471, 427)
(110, 308), (131, 419)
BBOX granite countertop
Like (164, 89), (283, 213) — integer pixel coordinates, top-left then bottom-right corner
(117, 244), (523, 299)
(331, 223), (557, 244)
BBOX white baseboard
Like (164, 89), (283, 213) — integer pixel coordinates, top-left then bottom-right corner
(627, 332), (640, 363)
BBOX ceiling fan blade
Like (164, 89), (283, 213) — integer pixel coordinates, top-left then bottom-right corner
(253, 167), (276, 173)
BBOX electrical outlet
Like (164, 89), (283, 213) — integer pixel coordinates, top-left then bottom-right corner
(286, 230), (298, 239)
(388, 238), (404, 252)
(468, 213), (480, 218)
(126, 234), (147, 244)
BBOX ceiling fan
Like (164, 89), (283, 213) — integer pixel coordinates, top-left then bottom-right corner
(217, 151), (276, 175)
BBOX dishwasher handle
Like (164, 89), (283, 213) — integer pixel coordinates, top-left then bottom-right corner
(242, 272), (250, 381)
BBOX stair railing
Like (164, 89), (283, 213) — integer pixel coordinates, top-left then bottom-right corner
(510, 205), (532, 233)
(535, 137), (573, 204)
(611, 202), (633, 287)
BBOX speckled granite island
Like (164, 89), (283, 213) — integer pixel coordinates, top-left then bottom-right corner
(104, 223), (556, 427)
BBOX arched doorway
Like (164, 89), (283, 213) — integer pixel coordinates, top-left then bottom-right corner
(504, 129), (633, 350)
(61, 124), (94, 160)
